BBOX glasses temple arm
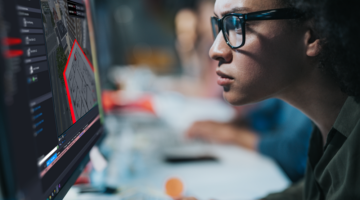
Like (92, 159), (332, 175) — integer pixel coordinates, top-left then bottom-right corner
(245, 8), (302, 21)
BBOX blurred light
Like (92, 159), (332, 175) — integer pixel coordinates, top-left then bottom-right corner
(133, 44), (152, 61)
(165, 177), (184, 198)
(114, 5), (133, 24)
(2, 37), (22, 46)
(4, 50), (23, 58)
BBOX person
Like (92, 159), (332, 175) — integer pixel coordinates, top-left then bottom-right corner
(186, 98), (313, 183)
(169, 1), (221, 98)
(180, 0), (314, 183)
(178, 0), (360, 199)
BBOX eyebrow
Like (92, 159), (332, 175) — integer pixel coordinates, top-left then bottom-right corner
(214, 7), (251, 18)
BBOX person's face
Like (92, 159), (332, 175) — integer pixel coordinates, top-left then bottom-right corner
(210, 0), (311, 105)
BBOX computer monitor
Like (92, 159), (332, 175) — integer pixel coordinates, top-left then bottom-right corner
(0, 0), (104, 199)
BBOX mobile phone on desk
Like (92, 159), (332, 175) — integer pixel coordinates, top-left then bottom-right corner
(163, 144), (218, 163)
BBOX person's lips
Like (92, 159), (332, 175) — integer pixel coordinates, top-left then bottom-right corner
(216, 70), (234, 86)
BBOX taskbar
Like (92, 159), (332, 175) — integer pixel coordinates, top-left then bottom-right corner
(39, 115), (99, 178)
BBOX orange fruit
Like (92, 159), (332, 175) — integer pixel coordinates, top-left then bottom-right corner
(165, 177), (184, 198)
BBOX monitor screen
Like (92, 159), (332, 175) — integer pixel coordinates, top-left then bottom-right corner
(0, 0), (103, 199)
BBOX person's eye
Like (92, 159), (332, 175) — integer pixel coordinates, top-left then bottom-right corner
(235, 27), (243, 34)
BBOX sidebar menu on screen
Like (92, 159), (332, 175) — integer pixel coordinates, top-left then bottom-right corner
(1, 0), (59, 198)
(16, 2), (60, 167)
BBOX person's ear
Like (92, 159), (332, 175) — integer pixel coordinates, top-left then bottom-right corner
(304, 30), (321, 57)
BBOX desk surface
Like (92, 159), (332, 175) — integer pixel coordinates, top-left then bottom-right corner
(65, 110), (290, 200)
(123, 144), (290, 200)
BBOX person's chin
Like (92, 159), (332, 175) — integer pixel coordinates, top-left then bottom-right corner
(222, 88), (252, 106)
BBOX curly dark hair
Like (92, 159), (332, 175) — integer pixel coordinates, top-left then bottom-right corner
(282, 0), (360, 102)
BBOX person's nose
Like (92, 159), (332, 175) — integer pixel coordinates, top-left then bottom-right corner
(209, 31), (233, 65)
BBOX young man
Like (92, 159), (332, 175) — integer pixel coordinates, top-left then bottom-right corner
(178, 0), (360, 199)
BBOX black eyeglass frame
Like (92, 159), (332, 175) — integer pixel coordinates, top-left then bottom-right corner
(211, 8), (303, 49)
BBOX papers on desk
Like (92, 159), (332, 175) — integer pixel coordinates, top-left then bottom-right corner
(153, 92), (236, 132)
(90, 146), (108, 172)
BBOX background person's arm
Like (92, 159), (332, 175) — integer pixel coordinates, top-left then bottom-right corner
(186, 120), (259, 150)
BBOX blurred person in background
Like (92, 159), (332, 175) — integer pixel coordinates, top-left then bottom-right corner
(169, 0), (221, 98)
(187, 98), (313, 183)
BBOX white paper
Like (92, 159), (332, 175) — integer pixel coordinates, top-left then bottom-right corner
(90, 146), (107, 172)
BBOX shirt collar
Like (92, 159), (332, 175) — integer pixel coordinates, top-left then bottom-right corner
(333, 96), (360, 138)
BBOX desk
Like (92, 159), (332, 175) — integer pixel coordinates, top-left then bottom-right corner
(64, 111), (290, 200)
(118, 144), (290, 200)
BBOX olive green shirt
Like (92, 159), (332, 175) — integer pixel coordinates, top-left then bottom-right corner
(265, 97), (360, 200)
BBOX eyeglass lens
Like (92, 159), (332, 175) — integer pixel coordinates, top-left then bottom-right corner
(223, 16), (243, 47)
(211, 16), (243, 48)
(211, 17), (219, 39)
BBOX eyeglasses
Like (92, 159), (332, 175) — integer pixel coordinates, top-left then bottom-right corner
(211, 8), (303, 49)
